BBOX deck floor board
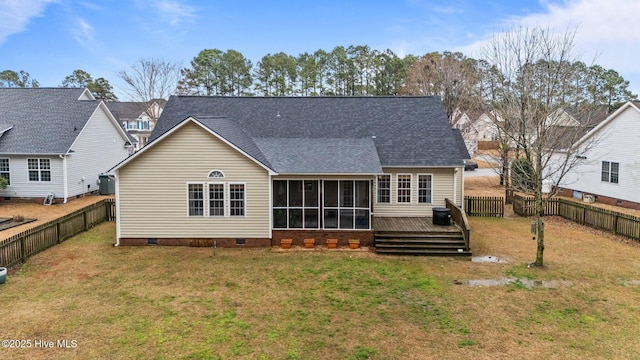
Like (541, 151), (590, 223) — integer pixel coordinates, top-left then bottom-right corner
(373, 217), (459, 233)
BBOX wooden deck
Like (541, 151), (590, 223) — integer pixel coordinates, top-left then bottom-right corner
(373, 217), (460, 233)
(373, 217), (470, 256)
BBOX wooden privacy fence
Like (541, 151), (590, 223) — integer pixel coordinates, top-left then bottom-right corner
(465, 196), (504, 217)
(0, 198), (116, 268)
(512, 194), (559, 217)
(513, 195), (640, 241)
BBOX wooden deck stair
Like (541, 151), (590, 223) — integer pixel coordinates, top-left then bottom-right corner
(374, 217), (471, 256)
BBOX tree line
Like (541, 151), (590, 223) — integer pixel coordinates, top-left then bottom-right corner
(1, 44), (636, 116)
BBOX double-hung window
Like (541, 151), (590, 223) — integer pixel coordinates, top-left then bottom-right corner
(418, 174), (432, 203)
(229, 183), (245, 216)
(0, 158), (9, 185)
(28, 158), (51, 182)
(208, 183), (225, 216)
(601, 161), (619, 184)
(397, 174), (412, 203)
(377, 175), (390, 203)
(188, 183), (204, 216)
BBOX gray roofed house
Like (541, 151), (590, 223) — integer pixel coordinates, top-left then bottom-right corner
(106, 100), (165, 151)
(0, 87), (132, 203)
(112, 96), (471, 254)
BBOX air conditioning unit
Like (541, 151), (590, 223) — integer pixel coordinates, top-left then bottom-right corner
(583, 194), (595, 203)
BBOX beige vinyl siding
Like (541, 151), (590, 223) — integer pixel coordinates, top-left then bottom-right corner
(373, 167), (458, 217)
(117, 122), (270, 238)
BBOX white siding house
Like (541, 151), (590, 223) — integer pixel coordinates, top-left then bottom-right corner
(0, 88), (132, 203)
(559, 101), (640, 207)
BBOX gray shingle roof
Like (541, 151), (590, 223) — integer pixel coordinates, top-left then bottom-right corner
(0, 87), (101, 154)
(195, 116), (273, 169)
(255, 138), (383, 174)
(153, 96), (467, 169)
(452, 129), (471, 159)
(106, 102), (148, 121)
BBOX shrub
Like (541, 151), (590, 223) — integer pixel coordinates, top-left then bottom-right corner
(510, 157), (535, 192)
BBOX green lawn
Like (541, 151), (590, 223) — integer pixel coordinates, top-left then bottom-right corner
(2, 217), (640, 359)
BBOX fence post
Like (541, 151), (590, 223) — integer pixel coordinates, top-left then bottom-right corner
(57, 221), (61, 244)
(21, 236), (26, 263)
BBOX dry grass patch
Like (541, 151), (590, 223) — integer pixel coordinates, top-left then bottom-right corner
(2, 220), (640, 359)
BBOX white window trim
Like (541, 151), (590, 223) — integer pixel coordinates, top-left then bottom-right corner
(0, 158), (10, 186)
(186, 182), (205, 217)
(228, 182), (247, 217)
(208, 169), (225, 179)
(601, 161), (619, 184)
(396, 173), (412, 204)
(417, 173), (433, 204)
(207, 182), (226, 217)
(27, 158), (51, 182)
(376, 174), (392, 204)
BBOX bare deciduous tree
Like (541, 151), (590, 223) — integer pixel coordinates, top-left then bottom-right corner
(480, 26), (603, 267)
(118, 58), (181, 120)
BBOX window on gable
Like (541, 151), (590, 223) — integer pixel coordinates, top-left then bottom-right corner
(601, 161), (619, 184)
(418, 174), (432, 203)
(208, 170), (225, 178)
(0, 158), (9, 185)
(377, 175), (390, 203)
(28, 158), (51, 182)
(397, 174), (411, 203)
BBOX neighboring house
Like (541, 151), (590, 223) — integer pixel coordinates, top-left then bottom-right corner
(0, 88), (133, 203)
(107, 100), (165, 151)
(557, 101), (640, 209)
(111, 96), (469, 247)
(450, 109), (500, 155)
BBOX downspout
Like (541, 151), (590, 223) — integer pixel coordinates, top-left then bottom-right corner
(114, 170), (120, 246)
(60, 154), (68, 203)
(268, 173), (273, 242)
(453, 167), (458, 208)
(459, 167), (464, 210)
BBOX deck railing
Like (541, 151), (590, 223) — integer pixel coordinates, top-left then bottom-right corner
(445, 198), (471, 251)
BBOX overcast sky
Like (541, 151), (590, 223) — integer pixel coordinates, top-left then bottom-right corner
(1, 0), (639, 100)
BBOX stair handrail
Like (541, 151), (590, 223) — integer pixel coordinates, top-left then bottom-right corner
(445, 198), (471, 251)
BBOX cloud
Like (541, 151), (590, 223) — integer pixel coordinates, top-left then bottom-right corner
(0, 0), (58, 45)
(73, 18), (94, 48)
(455, 0), (640, 93)
(151, 0), (197, 27)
